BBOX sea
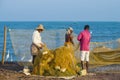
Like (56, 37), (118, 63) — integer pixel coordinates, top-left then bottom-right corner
(0, 21), (120, 61)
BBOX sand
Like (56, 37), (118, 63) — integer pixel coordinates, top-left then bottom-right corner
(0, 62), (120, 80)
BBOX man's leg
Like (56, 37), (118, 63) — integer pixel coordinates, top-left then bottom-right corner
(32, 55), (36, 64)
(85, 51), (90, 73)
(81, 61), (84, 70)
(86, 61), (89, 73)
(80, 51), (85, 70)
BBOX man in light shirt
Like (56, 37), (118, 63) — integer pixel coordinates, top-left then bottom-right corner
(77, 25), (91, 73)
(31, 24), (45, 64)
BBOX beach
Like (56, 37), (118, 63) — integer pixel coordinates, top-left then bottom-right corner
(1, 0), (120, 79)
(0, 22), (120, 79)
(0, 62), (120, 80)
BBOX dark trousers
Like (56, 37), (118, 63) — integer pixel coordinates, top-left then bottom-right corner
(32, 55), (37, 64)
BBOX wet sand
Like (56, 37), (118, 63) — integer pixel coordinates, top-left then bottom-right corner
(0, 62), (120, 80)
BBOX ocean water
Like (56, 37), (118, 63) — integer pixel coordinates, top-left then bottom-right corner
(0, 21), (120, 61)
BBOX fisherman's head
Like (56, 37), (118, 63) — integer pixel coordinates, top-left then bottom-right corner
(36, 24), (44, 32)
(67, 27), (73, 33)
(84, 25), (90, 30)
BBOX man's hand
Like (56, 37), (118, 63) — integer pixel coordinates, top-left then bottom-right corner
(40, 43), (46, 47)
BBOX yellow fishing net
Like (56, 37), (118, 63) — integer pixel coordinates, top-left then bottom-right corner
(90, 47), (120, 67)
(89, 39), (120, 67)
(32, 42), (80, 76)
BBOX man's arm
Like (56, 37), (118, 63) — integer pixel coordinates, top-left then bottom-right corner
(77, 32), (82, 41)
(70, 34), (74, 45)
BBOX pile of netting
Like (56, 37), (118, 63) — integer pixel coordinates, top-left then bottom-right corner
(32, 42), (80, 76)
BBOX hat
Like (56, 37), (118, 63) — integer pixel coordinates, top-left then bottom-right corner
(36, 24), (44, 30)
(68, 27), (73, 31)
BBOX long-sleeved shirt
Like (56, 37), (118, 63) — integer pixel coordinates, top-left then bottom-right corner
(77, 30), (91, 51)
(32, 30), (43, 48)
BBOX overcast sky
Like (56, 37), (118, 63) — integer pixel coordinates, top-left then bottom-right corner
(0, 0), (120, 21)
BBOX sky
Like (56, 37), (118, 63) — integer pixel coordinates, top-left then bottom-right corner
(0, 0), (120, 21)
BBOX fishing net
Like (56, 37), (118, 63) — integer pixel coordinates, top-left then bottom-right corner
(32, 42), (80, 76)
(9, 29), (68, 62)
(90, 39), (120, 67)
(9, 29), (80, 76)
(8, 28), (120, 76)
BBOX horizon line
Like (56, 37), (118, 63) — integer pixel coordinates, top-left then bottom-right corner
(0, 20), (120, 22)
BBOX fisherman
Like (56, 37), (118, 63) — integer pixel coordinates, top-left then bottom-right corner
(77, 25), (91, 73)
(30, 24), (45, 64)
(65, 27), (74, 45)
